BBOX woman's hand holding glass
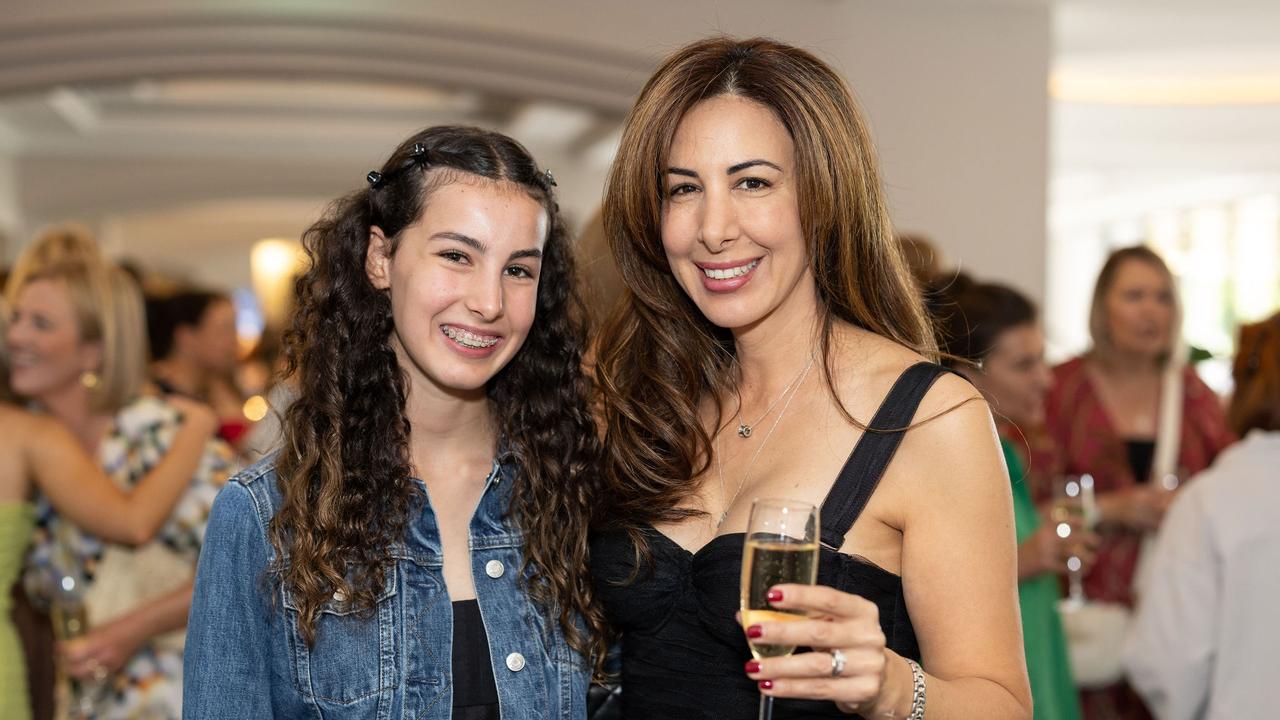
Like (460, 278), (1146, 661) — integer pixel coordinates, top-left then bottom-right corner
(744, 584), (907, 715)
(1021, 516), (1099, 579)
(60, 613), (142, 679)
(1097, 484), (1171, 532)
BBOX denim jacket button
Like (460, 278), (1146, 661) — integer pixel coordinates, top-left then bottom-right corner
(505, 652), (526, 672)
(485, 560), (505, 579)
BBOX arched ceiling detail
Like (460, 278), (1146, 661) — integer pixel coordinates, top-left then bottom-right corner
(0, 9), (650, 112)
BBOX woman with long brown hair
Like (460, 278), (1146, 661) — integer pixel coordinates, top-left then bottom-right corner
(590, 37), (1031, 719)
(183, 126), (605, 719)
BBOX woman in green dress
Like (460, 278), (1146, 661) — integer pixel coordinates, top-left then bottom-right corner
(930, 275), (1096, 720)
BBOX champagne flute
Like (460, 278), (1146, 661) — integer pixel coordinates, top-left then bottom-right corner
(1050, 475), (1085, 607)
(741, 498), (819, 720)
(51, 566), (107, 717)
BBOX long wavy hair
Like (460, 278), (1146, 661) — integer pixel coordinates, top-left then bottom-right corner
(594, 37), (936, 530)
(272, 125), (606, 673)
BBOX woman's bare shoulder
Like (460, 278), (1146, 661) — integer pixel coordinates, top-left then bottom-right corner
(0, 403), (37, 438)
(0, 405), (80, 453)
(832, 325), (981, 411)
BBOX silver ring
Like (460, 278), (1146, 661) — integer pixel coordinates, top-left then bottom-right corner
(829, 648), (846, 677)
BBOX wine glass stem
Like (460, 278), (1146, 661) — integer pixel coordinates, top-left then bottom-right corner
(1068, 560), (1084, 603)
(759, 693), (774, 720)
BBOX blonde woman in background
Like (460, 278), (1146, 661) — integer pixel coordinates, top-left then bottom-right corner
(6, 237), (236, 718)
(0, 300), (217, 720)
(1042, 245), (1235, 719)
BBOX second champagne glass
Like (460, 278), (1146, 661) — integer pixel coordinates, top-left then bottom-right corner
(740, 498), (819, 720)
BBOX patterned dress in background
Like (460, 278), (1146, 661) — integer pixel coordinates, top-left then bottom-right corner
(1039, 356), (1236, 720)
(22, 396), (237, 720)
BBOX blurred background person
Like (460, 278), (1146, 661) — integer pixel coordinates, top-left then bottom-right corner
(932, 274), (1093, 720)
(576, 207), (625, 332)
(6, 233), (236, 719)
(5, 225), (101, 302)
(146, 289), (252, 448)
(1042, 245), (1236, 719)
(897, 232), (944, 294)
(1122, 311), (1280, 719)
(0, 387), (215, 720)
(234, 326), (292, 463)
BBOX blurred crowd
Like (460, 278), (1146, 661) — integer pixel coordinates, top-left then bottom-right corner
(0, 219), (1275, 720)
(914, 236), (1279, 720)
(1, 224), (284, 719)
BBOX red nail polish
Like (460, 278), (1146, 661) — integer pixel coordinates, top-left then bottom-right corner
(746, 625), (763, 639)
(766, 588), (784, 603)
(745, 660), (761, 673)
(758, 680), (773, 690)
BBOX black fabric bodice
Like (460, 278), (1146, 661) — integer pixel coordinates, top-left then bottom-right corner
(451, 599), (499, 720)
(590, 363), (950, 719)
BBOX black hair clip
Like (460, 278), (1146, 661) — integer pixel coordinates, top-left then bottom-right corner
(366, 144), (431, 190)
(542, 169), (557, 187)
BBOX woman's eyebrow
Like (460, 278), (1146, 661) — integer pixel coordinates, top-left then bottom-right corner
(726, 159), (782, 175)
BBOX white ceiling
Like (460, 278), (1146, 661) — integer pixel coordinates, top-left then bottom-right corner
(0, 1), (652, 258)
(1051, 1), (1280, 225)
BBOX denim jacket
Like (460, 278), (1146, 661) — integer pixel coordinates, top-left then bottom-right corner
(183, 455), (589, 719)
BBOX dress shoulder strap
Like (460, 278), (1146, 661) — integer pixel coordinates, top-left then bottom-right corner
(819, 362), (956, 550)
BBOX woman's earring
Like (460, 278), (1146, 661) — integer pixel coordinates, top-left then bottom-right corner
(80, 370), (100, 389)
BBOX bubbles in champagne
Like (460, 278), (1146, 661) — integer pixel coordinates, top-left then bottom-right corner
(740, 537), (818, 659)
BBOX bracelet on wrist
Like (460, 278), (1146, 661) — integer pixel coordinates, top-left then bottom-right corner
(904, 657), (926, 720)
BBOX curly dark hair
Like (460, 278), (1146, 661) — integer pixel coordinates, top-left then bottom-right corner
(271, 125), (607, 675)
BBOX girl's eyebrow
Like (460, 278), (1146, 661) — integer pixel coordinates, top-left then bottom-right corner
(430, 231), (486, 252)
(431, 231), (541, 261)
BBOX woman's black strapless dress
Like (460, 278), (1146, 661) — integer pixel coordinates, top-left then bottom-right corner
(591, 363), (951, 719)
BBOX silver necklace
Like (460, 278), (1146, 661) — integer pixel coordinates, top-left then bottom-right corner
(734, 354), (817, 438)
(715, 357), (814, 528)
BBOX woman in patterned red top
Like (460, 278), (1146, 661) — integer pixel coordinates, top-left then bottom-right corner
(1042, 245), (1235, 719)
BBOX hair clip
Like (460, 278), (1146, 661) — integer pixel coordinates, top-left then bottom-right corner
(367, 144), (431, 190)
(542, 169), (557, 187)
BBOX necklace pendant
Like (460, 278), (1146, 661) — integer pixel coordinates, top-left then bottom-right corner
(737, 423), (752, 438)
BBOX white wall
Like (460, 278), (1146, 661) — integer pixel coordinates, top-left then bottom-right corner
(467, 0), (1053, 299)
(398, 0), (1054, 298)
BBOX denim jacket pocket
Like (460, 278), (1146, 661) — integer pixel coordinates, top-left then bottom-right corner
(281, 564), (399, 706)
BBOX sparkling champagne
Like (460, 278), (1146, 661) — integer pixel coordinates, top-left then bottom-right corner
(740, 538), (819, 659)
(51, 600), (88, 641)
(1051, 500), (1085, 524)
